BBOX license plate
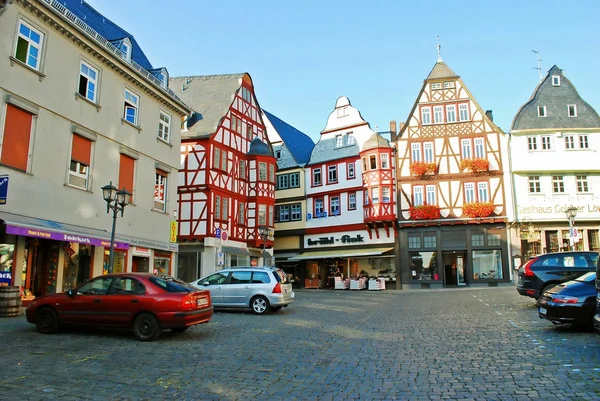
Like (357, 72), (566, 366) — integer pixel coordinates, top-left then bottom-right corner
(539, 307), (547, 315)
(197, 298), (208, 307)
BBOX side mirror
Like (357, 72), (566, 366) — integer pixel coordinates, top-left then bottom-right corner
(66, 289), (76, 297)
(201, 281), (210, 286)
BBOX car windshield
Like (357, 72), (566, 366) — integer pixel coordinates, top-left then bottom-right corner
(149, 275), (196, 293)
(575, 272), (596, 283)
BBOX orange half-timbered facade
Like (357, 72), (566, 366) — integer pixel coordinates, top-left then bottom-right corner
(394, 59), (513, 289)
(170, 74), (276, 280)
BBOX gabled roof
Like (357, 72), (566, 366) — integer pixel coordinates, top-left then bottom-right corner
(61, 0), (154, 71)
(262, 110), (314, 165)
(511, 65), (600, 131)
(426, 61), (458, 80)
(170, 74), (245, 139)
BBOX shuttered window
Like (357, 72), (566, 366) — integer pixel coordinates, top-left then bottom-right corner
(2, 104), (33, 171)
(118, 154), (135, 202)
(71, 134), (91, 165)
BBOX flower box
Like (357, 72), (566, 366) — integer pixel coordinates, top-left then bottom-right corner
(410, 161), (438, 176)
(409, 204), (441, 220)
(459, 158), (489, 172)
(462, 202), (495, 218)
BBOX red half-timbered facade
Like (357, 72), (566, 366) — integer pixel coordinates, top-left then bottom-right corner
(394, 58), (513, 289)
(171, 74), (276, 278)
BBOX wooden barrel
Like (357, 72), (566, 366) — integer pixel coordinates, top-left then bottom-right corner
(0, 286), (22, 318)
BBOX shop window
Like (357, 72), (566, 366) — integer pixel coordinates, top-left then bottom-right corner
(408, 234), (421, 249)
(472, 250), (502, 280)
(177, 252), (201, 282)
(0, 244), (15, 286)
(487, 233), (501, 246)
(471, 233), (484, 247)
(588, 230), (599, 251)
(154, 254), (171, 275)
(62, 243), (93, 291)
(103, 250), (125, 274)
(409, 251), (438, 281)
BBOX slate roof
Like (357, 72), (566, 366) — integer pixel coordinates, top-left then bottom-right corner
(426, 61), (458, 80)
(262, 110), (314, 165)
(308, 139), (360, 165)
(61, 0), (154, 71)
(363, 132), (391, 150)
(511, 65), (600, 131)
(247, 137), (273, 157)
(170, 74), (245, 139)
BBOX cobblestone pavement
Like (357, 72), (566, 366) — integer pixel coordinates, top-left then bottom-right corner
(0, 286), (599, 401)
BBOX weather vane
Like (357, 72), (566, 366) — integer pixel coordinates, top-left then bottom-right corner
(437, 35), (442, 62)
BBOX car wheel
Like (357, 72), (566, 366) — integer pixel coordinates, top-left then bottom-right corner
(133, 313), (161, 341)
(171, 327), (189, 333)
(250, 296), (271, 315)
(271, 306), (283, 312)
(36, 308), (59, 334)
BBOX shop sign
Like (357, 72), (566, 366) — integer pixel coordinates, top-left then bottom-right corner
(0, 271), (11, 286)
(132, 247), (151, 257)
(519, 203), (600, 215)
(169, 220), (177, 243)
(0, 175), (8, 205)
(307, 234), (365, 246)
(5, 225), (129, 249)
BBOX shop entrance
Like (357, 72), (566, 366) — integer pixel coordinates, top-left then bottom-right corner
(132, 256), (150, 273)
(28, 239), (60, 296)
(442, 251), (467, 286)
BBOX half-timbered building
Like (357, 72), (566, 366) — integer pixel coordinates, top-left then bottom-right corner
(510, 65), (600, 257)
(289, 97), (397, 289)
(395, 58), (513, 289)
(170, 74), (276, 281)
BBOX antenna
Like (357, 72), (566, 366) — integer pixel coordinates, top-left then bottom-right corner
(531, 50), (542, 82)
(437, 35), (442, 62)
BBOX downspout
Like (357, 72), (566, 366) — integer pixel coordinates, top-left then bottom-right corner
(507, 131), (520, 282)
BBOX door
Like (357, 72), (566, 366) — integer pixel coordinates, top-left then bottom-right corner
(221, 270), (253, 306)
(60, 276), (113, 325)
(193, 272), (229, 306)
(442, 251), (467, 286)
(101, 277), (147, 326)
(457, 255), (466, 286)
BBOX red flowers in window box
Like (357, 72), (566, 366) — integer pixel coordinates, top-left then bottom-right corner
(459, 158), (489, 172)
(409, 204), (441, 220)
(410, 162), (438, 176)
(462, 202), (495, 218)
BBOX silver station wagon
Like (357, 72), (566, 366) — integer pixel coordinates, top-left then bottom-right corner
(190, 266), (295, 315)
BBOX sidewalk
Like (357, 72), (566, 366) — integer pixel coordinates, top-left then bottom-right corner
(0, 313), (30, 333)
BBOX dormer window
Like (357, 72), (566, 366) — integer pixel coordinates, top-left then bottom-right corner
(336, 107), (348, 118)
(567, 104), (577, 117)
(346, 132), (355, 145)
(157, 72), (167, 89)
(119, 38), (132, 61)
(537, 105), (547, 117)
(552, 75), (560, 86)
(275, 150), (281, 160)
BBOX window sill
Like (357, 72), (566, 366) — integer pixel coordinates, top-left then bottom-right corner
(64, 183), (93, 193)
(74, 93), (101, 112)
(121, 118), (142, 132)
(9, 57), (46, 81)
(157, 137), (173, 148)
(151, 208), (168, 215)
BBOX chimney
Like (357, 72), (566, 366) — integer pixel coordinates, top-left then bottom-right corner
(390, 120), (397, 136)
(486, 110), (493, 121)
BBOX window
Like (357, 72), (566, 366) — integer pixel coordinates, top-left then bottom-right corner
(246, 124), (253, 141)
(348, 193), (357, 210)
(565, 135), (575, 149)
(154, 170), (167, 211)
(364, 189), (369, 205)
(568, 105), (577, 117)
(120, 40), (131, 60)
(380, 154), (389, 169)
(158, 111), (171, 142)
(213, 148), (220, 169)
(459, 104), (469, 121)
(1, 104), (33, 172)
(258, 162), (267, 181)
(69, 135), (92, 189)
(552, 75), (560, 86)
(528, 176), (541, 193)
(488, 234), (501, 247)
(157, 71), (167, 88)
(411, 143), (421, 162)
(328, 165), (337, 184)
(314, 199), (324, 216)
(15, 20), (44, 70)
(579, 135), (589, 149)
(362, 157), (367, 172)
(278, 205), (290, 222)
(241, 87), (251, 102)
(239, 160), (246, 180)
(238, 203), (245, 224)
(472, 250), (502, 280)
(537, 105), (546, 117)
(433, 106), (443, 124)
(426, 185), (436, 205)
(231, 115), (237, 134)
(423, 142), (433, 163)
(258, 204), (266, 225)
(471, 233), (485, 247)
(277, 175), (289, 189)
(335, 134), (343, 148)
(347, 162), (355, 178)
(474, 138), (484, 158)
(78, 61), (98, 103)
(413, 186), (423, 206)
(269, 164), (275, 183)
(552, 176), (564, 193)
(446, 105), (456, 123)
(382, 187), (390, 203)
(477, 182), (488, 202)
(275, 150), (281, 160)
(123, 89), (139, 125)
(289, 172), (300, 188)
(313, 168), (322, 186)
(528, 136), (538, 151)
(424, 233), (436, 248)
(577, 175), (588, 193)
(346, 133), (355, 145)
(118, 154), (135, 202)
(222, 197), (229, 220)
(541, 135), (552, 150)
(372, 188), (379, 203)
(461, 139), (472, 159)
(330, 196), (340, 215)
(464, 183), (475, 203)
(443, 81), (455, 88)
(431, 83), (441, 90)
(214, 196), (221, 220)
(291, 204), (301, 221)
(408, 234), (421, 249)
(421, 107), (431, 125)
(369, 155), (377, 169)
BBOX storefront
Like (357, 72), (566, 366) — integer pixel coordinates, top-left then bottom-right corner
(516, 222), (600, 258)
(398, 223), (511, 289)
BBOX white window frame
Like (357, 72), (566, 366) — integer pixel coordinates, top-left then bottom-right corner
(552, 75), (560, 86)
(238, 203), (245, 224)
(15, 20), (44, 70)
(330, 196), (340, 215)
(567, 104), (577, 117)
(459, 104), (469, 121)
(258, 162), (267, 181)
(431, 83), (442, 90)
(433, 106), (444, 124)
(541, 135), (552, 151)
(382, 187), (390, 203)
(528, 176), (541, 193)
(346, 133), (355, 145)
(154, 172), (168, 212)
(380, 154), (389, 169)
(528, 136), (538, 151)
(119, 38), (132, 61)
(443, 81), (455, 88)
(328, 165), (337, 183)
(335, 134), (343, 148)
(258, 204), (267, 226)
(576, 175), (589, 193)
(421, 107), (431, 125)
(349, 193), (357, 210)
(552, 176), (564, 193)
(291, 204), (301, 221)
(537, 105), (547, 117)
(371, 188), (379, 203)
(158, 110), (171, 143)
(78, 60), (98, 103)
(221, 150), (227, 171)
(446, 105), (456, 123)
(464, 183), (475, 203)
(314, 199), (324, 215)
(423, 142), (434, 163)
(426, 185), (436, 205)
(461, 139), (472, 159)
(565, 135), (575, 150)
(313, 168), (322, 186)
(477, 182), (489, 202)
(68, 161), (90, 190)
(347, 162), (355, 178)
(411, 143), (422, 162)
(157, 71), (167, 89)
(239, 160), (246, 179)
(124, 89), (139, 125)
(579, 134), (589, 149)
(474, 138), (485, 158)
(413, 186), (424, 206)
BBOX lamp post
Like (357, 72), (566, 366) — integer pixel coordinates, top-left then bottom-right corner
(258, 225), (270, 266)
(102, 181), (131, 274)
(565, 205), (578, 251)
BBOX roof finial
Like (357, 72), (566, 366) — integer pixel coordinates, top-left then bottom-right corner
(375, 124), (379, 134)
(531, 49), (542, 82)
(437, 35), (442, 62)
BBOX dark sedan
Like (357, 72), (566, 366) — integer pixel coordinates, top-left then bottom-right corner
(537, 272), (597, 327)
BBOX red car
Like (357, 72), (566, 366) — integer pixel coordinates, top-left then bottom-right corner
(26, 273), (213, 341)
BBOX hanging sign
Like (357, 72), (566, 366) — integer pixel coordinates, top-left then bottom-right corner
(169, 220), (178, 243)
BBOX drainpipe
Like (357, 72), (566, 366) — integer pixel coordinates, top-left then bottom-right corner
(507, 131), (520, 282)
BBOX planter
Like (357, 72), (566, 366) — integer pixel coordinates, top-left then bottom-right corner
(459, 158), (489, 172)
(462, 202), (495, 218)
(409, 204), (441, 220)
(410, 161), (438, 176)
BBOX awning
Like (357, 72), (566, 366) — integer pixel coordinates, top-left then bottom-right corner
(222, 246), (250, 256)
(288, 247), (394, 260)
(274, 252), (300, 260)
(0, 211), (129, 250)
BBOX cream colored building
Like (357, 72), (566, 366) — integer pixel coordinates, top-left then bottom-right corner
(0, 0), (189, 296)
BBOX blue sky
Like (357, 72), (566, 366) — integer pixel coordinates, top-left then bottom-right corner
(86, 0), (600, 142)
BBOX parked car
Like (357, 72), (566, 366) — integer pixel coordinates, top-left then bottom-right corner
(593, 255), (600, 334)
(190, 266), (294, 314)
(537, 272), (597, 326)
(26, 273), (213, 341)
(516, 251), (598, 299)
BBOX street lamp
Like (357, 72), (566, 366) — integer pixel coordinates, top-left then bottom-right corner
(258, 225), (270, 266)
(565, 205), (578, 251)
(102, 181), (131, 274)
